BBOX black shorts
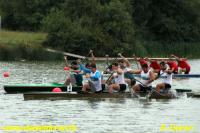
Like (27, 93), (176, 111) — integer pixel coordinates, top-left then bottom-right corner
(119, 84), (126, 92)
(95, 90), (103, 93)
(131, 79), (136, 86)
(173, 71), (178, 74)
(184, 70), (190, 74)
(139, 84), (152, 92)
(164, 83), (171, 89)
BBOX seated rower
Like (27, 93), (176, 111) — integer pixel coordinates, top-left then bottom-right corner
(132, 64), (154, 93)
(156, 62), (173, 93)
(135, 56), (148, 68)
(107, 62), (126, 93)
(64, 56), (83, 86)
(145, 57), (160, 73)
(167, 60), (178, 74)
(171, 54), (191, 74)
(118, 53), (136, 86)
(82, 63), (102, 93)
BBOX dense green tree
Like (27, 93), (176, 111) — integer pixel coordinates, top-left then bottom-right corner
(131, 0), (200, 41)
(0, 0), (64, 30)
(1, 0), (200, 57)
(43, 0), (135, 56)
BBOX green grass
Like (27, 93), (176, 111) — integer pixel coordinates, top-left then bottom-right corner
(0, 30), (47, 46)
(0, 30), (200, 60)
(0, 30), (62, 61)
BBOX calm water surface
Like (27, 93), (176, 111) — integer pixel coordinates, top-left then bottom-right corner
(0, 60), (200, 133)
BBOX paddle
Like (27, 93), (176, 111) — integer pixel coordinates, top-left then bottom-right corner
(133, 54), (140, 69)
(118, 53), (132, 68)
(81, 50), (93, 64)
(46, 48), (85, 59)
(105, 54), (109, 67)
(131, 71), (165, 98)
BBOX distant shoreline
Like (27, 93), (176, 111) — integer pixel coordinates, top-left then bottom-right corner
(0, 30), (200, 61)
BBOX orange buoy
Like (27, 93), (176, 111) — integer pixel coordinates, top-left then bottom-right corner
(52, 87), (62, 93)
(3, 72), (10, 77)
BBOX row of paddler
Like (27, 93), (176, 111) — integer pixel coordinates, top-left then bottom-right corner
(60, 51), (188, 95)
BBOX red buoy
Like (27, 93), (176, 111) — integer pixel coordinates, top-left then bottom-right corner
(52, 87), (62, 93)
(3, 72), (10, 77)
(64, 67), (70, 71)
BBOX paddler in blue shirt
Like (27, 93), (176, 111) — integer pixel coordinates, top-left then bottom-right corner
(77, 59), (91, 75)
(77, 50), (95, 75)
(82, 63), (102, 93)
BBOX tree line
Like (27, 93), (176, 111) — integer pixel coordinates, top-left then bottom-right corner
(1, 0), (200, 57)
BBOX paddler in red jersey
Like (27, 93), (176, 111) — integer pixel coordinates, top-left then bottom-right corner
(171, 54), (191, 74)
(145, 57), (160, 73)
(139, 57), (148, 67)
(167, 60), (178, 74)
(133, 55), (148, 68)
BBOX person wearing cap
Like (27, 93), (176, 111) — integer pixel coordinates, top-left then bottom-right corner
(171, 54), (191, 74)
(167, 60), (178, 74)
(145, 57), (160, 73)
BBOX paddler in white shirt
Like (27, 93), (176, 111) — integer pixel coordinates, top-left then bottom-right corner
(132, 64), (155, 93)
(107, 62), (126, 93)
(155, 62), (173, 93)
(118, 53), (136, 87)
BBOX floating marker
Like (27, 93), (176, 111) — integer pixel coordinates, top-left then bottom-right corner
(52, 87), (62, 93)
(3, 72), (10, 77)
(64, 67), (70, 71)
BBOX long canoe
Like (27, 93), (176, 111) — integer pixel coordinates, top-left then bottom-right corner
(23, 91), (176, 100)
(129, 74), (200, 78)
(187, 92), (200, 98)
(103, 74), (200, 78)
(4, 83), (191, 94)
(4, 83), (82, 94)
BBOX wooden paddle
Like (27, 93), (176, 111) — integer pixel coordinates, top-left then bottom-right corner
(133, 54), (140, 69)
(46, 48), (85, 59)
(105, 54), (109, 67)
(81, 50), (93, 64)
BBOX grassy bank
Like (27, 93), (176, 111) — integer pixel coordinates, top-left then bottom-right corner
(134, 40), (200, 58)
(0, 30), (47, 45)
(0, 30), (61, 60)
(0, 30), (200, 60)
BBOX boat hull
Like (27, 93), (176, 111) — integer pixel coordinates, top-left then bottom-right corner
(149, 91), (176, 99)
(23, 91), (176, 100)
(4, 83), (82, 94)
(187, 92), (200, 98)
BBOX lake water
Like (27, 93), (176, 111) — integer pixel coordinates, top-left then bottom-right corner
(0, 60), (200, 133)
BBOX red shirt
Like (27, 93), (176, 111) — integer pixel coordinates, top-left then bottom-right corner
(139, 59), (148, 66)
(167, 61), (178, 73)
(178, 60), (190, 71)
(150, 61), (160, 70)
